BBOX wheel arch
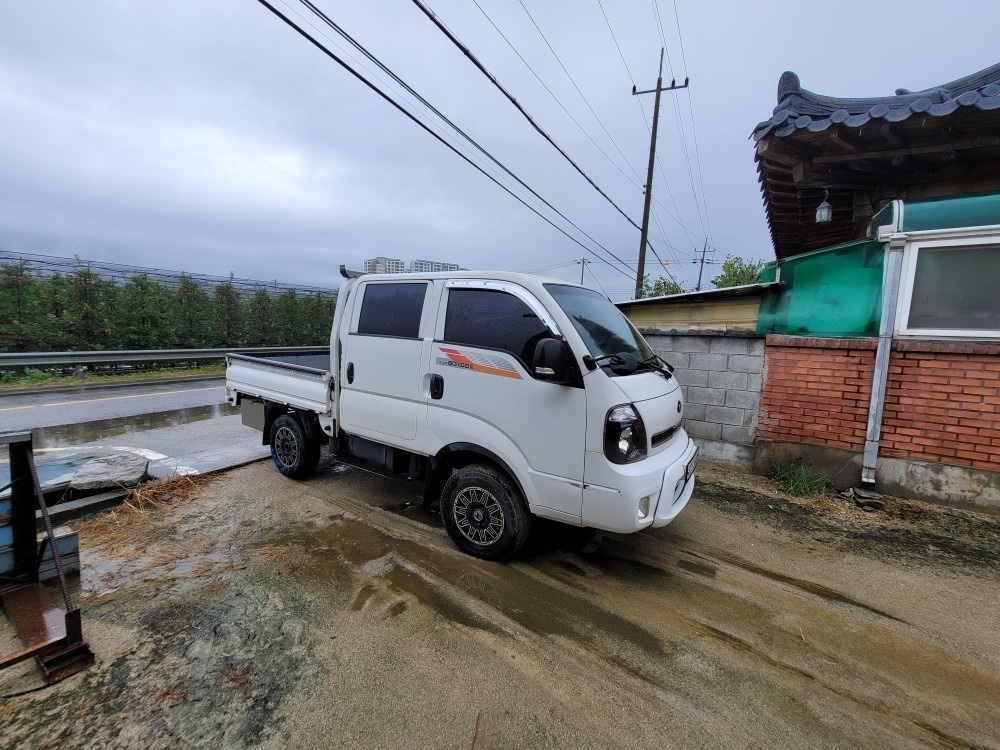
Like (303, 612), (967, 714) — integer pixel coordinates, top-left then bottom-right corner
(263, 402), (322, 446)
(424, 443), (528, 508)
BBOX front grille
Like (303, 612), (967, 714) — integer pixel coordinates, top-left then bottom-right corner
(651, 424), (679, 448)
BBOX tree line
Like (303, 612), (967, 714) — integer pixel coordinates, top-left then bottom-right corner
(638, 255), (765, 298)
(0, 260), (337, 352)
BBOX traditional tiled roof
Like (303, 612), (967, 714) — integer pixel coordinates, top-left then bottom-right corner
(752, 62), (1000, 259)
(753, 63), (1000, 142)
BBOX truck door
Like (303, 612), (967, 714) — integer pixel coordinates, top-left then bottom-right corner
(339, 280), (430, 443)
(427, 281), (586, 520)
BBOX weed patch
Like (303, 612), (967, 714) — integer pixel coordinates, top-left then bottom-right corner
(767, 461), (835, 497)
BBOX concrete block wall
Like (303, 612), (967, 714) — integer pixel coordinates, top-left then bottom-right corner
(644, 333), (765, 466)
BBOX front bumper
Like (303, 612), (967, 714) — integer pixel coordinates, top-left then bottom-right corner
(581, 433), (698, 534)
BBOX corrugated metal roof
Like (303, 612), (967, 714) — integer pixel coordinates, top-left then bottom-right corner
(616, 282), (777, 307)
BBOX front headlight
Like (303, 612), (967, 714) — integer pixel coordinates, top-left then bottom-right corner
(604, 404), (647, 464)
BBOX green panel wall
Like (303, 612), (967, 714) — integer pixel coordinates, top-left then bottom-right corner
(903, 192), (1000, 232)
(757, 239), (884, 337)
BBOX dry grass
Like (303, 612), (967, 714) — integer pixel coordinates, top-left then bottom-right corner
(76, 474), (216, 553)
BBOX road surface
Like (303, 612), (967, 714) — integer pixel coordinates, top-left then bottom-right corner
(0, 379), (227, 431)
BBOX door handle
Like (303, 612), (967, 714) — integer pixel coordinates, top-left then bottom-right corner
(430, 374), (444, 400)
(347, 362), (354, 384)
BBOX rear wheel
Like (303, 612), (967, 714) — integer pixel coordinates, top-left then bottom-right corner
(441, 465), (531, 561)
(270, 414), (320, 480)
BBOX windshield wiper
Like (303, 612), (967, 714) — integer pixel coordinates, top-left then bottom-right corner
(583, 351), (639, 374)
(584, 353), (624, 369)
(640, 354), (674, 379)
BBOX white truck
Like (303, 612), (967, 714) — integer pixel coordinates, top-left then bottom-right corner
(226, 269), (698, 560)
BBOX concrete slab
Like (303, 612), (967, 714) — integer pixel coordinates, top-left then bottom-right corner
(69, 453), (150, 491)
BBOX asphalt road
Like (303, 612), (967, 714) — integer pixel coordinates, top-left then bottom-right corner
(0, 379), (228, 431)
(2, 459), (997, 749)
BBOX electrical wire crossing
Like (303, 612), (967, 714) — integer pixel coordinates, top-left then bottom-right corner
(294, 0), (635, 278)
(253, 0), (636, 280)
(471, 0), (642, 190)
(409, 0), (643, 233)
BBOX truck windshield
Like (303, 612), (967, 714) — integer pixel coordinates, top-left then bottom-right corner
(546, 284), (654, 364)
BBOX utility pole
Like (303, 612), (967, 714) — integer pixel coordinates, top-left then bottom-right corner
(632, 49), (688, 299)
(695, 239), (708, 291)
(575, 258), (590, 284)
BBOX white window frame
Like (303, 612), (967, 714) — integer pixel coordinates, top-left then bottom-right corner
(895, 229), (1000, 339)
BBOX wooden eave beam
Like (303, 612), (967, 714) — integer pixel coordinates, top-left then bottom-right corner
(814, 136), (1000, 164)
(756, 137), (822, 167)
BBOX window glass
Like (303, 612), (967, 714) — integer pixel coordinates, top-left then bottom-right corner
(908, 245), (1000, 331)
(444, 289), (551, 364)
(357, 283), (426, 338)
(546, 284), (653, 360)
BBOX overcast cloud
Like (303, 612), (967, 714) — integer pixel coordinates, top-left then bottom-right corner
(1, 1), (996, 298)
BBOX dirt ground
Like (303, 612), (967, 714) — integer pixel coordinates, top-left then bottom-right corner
(2, 457), (999, 749)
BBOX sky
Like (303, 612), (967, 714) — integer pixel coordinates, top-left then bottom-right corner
(1, 1), (997, 300)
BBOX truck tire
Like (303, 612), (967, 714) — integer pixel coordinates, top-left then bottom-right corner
(270, 414), (320, 480)
(441, 464), (531, 561)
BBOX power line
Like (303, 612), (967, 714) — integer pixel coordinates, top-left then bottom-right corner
(597, 0), (636, 87)
(257, 0), (635, 281)
(649, 0), (668, 61)
(672, 0), (714, 242)
(294, 0), (635, 279)
(513, 0), (644, 197)
(409, 0), (643, 233)
(471, 0), (642, 190)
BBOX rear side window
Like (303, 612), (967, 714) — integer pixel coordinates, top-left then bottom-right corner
(444, 288), (550, 364)
(357, 283), (426, 338)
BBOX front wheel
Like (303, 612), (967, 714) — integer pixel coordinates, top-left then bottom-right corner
(269, 414), (320, 480)
(440, 465), (531, 561)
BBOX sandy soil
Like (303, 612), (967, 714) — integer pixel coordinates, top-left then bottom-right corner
(2, 457), (998, 749)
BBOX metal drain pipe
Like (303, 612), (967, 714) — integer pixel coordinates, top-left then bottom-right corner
(861, 229), (907, 485)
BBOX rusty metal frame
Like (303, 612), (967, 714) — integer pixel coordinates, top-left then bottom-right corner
(0, 432), (93, 683)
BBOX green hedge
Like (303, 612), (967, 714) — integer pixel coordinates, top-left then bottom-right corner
(0, 261), (336, 352)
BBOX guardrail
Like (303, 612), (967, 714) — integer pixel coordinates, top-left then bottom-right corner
(0, 347), (328, 369)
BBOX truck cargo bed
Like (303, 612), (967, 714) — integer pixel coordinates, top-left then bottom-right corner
(226, 352), (332, 416)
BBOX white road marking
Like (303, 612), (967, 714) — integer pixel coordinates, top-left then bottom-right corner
(110, 446), (169, 461)
(0, 385), (222, 412)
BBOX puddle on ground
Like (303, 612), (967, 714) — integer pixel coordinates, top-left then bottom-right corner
(0, 454), (98, 498)
(275, 512), (673, 681)
(676, 559), (717, 578)
(386, 501), (444, 529)
(0, 404), (237, 495)
(681, 545), (905, 623)
(30, 404), (238, 450)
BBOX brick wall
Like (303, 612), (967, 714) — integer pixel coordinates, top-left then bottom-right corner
(758, 336), (877, 450)
(644, 333), (764, 465)
(882, 341), (1000, 472)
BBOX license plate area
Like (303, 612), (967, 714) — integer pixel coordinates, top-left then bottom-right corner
(684, 448), (699, 482)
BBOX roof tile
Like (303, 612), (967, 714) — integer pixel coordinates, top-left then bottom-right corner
(752, 62), (1000, 141)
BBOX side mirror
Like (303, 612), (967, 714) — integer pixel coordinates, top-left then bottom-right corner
(533, 338), (573, 384)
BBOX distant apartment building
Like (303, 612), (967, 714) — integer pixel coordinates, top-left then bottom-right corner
(362, 257), (464, 274)
(363, 256), (406, 274)
(409, 259), (461, 273)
